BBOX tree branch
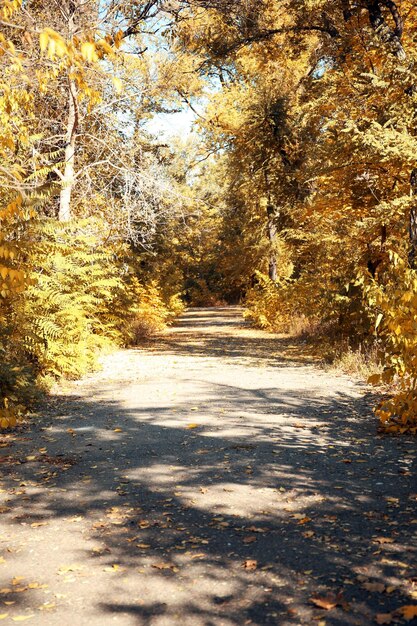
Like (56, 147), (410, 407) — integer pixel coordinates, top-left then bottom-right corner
(366, 0), (406, 60)
(217, 24), (340, 56)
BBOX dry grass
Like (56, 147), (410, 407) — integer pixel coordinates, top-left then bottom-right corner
(330, 343), (383, 380)
(287, 315), (321, 338)
(129, 314), (166, 342)
(282, 315), (383, 382)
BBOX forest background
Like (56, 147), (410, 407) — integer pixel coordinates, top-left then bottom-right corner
(1, 0), (417, 432)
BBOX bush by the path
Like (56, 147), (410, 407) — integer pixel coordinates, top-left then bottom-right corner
(0, 218), (183, 429)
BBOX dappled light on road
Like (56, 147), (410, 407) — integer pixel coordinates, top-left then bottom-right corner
(0, 308), (416, 625)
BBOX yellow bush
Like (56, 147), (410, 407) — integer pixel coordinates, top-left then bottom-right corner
(362, 255), (417, 432)
(0, 218), (185, 429)
(128, 281), (169, 342)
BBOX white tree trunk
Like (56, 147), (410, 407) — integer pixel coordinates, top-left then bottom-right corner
(58, 74), (78, 222)
(58, 2), (78, 222)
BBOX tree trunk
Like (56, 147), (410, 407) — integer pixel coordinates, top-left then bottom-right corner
(267, 204), (278, 281)
(409, 169), (417, 268)
(58, 1), (78, 222)
(366, 0), (406, 60)
(58, 74), (78, 222)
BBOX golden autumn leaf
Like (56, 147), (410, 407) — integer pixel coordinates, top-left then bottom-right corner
(310, 596), (338, 610)
(80, 41), (98, 63)
(39, 30), (49, 52)
(398, 606), (417, 621)
(103, 564), (124, 572)
(112, 76), (123, 94)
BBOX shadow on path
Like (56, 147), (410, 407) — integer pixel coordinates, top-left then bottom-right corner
(0, 308), (416, 625)
(147, 307), (316, 368)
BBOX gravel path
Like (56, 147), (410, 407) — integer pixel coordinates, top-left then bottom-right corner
(0, 307), (416, 625)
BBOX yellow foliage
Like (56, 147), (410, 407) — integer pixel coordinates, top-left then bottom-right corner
(39, 28), (69, 59)
(362, 258), (417, 432)
(0, 215), (184, 429)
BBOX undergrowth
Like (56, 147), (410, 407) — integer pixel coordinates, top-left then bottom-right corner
(244, 271), (383, 380)
(0, 217), (184, 429)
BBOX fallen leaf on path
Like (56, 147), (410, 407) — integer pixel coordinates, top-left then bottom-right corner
(0, 558), (5, 565)
(38, 603), (55, 610)
(187, 424), (199, 429)
(373, 537), (394, 544)
(243, 536), (256, 544)
(310, 593), (348, 611)
(138, 520), (150, 528)
(310, 597), (337, 610)
(103, 564), (124, 572)
(380, 558), (406, 567)
(242, 560), (257, 570)
(113, 428), (122, 433)
(297, 517), (312, 525)
(151, 563), (178, 572)
(58, 565), (83, 575)
(375, 614), (392, 624)
(91, 522), (106, 530)
(363, 582), (386, 593)
(11, 617), (34, 622)
(397, 606), (417, 621)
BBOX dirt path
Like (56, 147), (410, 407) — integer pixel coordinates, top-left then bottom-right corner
(0, 307), (416, 625)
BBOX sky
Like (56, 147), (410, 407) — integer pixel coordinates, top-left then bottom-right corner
(145, 107), (197, 139)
